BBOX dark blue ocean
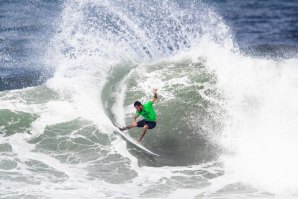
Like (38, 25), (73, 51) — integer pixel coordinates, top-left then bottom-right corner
(0, 0), (59, 90)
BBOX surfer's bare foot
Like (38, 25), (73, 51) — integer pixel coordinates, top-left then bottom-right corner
(119, 127), (126, 131)
(136, 139), (141, 144)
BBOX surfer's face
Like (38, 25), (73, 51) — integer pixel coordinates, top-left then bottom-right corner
(134, 105), (143, 112)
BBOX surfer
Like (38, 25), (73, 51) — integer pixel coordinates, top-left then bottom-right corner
(119, 88), (158, 143)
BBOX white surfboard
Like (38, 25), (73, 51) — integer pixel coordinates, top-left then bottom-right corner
(113, 127), (159, 157)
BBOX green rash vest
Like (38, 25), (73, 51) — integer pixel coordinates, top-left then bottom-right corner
(136, 101), (156, 121)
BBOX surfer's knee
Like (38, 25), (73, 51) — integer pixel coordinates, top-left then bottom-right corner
(144, 125), (149, 130)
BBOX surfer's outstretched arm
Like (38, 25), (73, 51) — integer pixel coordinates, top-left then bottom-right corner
(151, 88), (158, 103)
(132, 115), (138, 126)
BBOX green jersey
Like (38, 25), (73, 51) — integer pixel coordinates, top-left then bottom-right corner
(136, 101), (156, 121)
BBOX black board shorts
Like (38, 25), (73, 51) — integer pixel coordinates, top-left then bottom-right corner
(137, 119), (156, 129)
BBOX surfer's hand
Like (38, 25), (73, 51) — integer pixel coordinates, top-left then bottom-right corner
(152, 88), (158, 94)
(131, 121), (137, 127)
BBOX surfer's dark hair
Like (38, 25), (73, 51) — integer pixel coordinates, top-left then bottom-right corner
(134, 101), (142, 107)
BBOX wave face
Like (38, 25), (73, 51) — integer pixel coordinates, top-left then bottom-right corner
(1, 0), (298, 198)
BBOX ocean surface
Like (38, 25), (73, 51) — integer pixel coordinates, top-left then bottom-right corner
(0, 0), (298, 198)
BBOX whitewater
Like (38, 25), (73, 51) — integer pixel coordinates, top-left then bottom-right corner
(1, 0), (298, 198)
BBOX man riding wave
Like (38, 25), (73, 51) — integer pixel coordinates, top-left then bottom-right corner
(119, 88), (158, 143)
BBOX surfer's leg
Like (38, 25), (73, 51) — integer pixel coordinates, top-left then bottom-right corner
(119, 124), (136, 131)
(119, 119), (145, 131)
(119, 126), (129, 131)
(137, 125), (149, 143)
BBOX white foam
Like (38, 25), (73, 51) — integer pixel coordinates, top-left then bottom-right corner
(5, 0), (298, 197)
(184, 40), (298, 195)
